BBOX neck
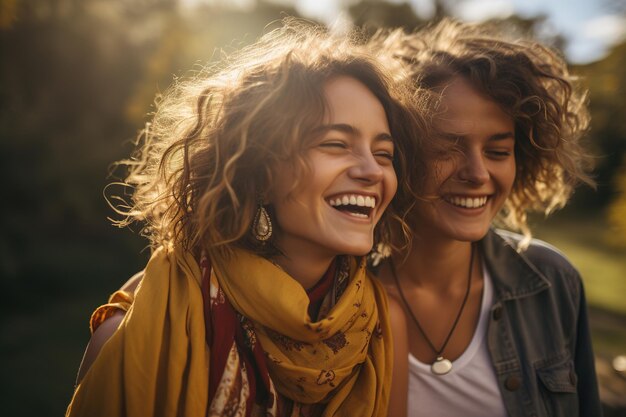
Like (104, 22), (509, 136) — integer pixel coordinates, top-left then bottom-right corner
(272, 241), (336, 291)
(395, 237), (474, 291)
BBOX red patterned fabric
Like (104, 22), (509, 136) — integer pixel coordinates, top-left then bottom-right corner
(202, 257), (339, 417)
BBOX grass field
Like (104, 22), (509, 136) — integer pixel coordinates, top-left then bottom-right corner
(533, 215), (626, 315)
(532, 214), (626, 360)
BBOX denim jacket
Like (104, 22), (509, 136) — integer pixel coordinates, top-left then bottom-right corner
(481, 229), (602, 417)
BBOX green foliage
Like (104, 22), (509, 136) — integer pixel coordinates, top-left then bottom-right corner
(0, 0), (301, 306)
(535, 216), (626, 315)
(349, 0), (425, 32)
(607, 156), (626, 246)
(574, 40), (626, 209)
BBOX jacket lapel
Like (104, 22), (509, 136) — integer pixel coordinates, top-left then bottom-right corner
(480, 229), (551, 301)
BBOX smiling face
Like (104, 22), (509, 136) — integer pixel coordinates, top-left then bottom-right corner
(269, 76), (397, 259)
(411, 76), (516, 243)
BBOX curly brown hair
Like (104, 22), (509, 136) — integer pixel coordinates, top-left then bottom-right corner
(370, 18), (594, 247)
(110, 19), (426, 259)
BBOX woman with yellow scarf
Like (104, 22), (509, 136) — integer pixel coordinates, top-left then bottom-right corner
(66, 21), (424, 417)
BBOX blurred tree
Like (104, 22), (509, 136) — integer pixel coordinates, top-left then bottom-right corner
(573, 39), (626, 212)
(481, 14), (566, 53)
(348, 0), (564, 52)
(125, 0), (300, 125)
(0, 0), (304, 313)
(0, 0), (155, 308)
(593, 2), (626, 243)
(0, 0), (18, 29)
(608, 156), (626, 246)
(349, 0), (425, 32)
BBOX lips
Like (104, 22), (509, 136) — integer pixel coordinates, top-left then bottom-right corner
(327, 193), (377, 219)
(443, 195), (489, 209)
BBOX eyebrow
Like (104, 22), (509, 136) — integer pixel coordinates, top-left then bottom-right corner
(441, 131), (515, 141)
(313, 123), (394, 142)
(489, 132), (515, 141)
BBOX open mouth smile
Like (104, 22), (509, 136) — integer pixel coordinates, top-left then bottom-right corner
(443, 195), (489, 209)
(327, 193), (376, 219)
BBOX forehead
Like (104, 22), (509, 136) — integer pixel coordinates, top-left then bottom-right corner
(437, 76), (513, 134)
(322, 76), (389, 128)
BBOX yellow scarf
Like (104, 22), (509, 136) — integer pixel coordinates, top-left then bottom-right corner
(66, 246), (392, 417)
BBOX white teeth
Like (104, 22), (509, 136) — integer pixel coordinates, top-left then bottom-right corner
(348, 212), (368, 219)
(328, 194), (377, 209)
(446, 196), (488, 208)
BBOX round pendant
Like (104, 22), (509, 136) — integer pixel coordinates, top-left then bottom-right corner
(431, 357), (453, 375)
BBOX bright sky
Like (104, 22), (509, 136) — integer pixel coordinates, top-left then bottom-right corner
(452, 0), (626, 63)
(182, 0), (626, 64)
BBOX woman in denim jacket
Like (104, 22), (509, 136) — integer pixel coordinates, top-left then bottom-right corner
(371, 19), (603, 417)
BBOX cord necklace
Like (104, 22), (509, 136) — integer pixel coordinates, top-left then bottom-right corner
(390, 243), (475, 375)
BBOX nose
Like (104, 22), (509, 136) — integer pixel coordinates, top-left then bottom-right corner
(457, 150), (489, 185)
(348, 152), (385, 184)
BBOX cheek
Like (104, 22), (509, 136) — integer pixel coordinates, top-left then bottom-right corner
(382, 167), (398, 208)
(430, 159), (455, 188)
(268, 181), (301, 227)
(269, 164), (297, 203)
(491, 161), (516, 212)
(502, 160), (517, 192)
(269, 193), (292, 228)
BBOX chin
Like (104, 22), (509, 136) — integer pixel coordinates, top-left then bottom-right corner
(443, 223), (490, 243)
(336, 240), (374, 256)
(342, 246), (373, 256)
(453, 230), (489, 242)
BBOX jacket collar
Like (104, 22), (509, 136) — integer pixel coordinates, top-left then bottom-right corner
(480, 229), (551, 301)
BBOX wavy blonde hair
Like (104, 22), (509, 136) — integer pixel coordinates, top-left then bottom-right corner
(370, 19), (594, 247)
(111, 20), (426, 259)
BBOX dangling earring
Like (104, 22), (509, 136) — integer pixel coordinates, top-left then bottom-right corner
(253, 203), (272, 242)
(369, 223), (392, 267)
(370, 242), (392, 267)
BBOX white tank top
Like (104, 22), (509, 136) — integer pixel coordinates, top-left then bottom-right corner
(407, 265), (508, 417)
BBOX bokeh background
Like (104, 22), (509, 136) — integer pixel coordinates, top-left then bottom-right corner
(1, 0), (625, 415)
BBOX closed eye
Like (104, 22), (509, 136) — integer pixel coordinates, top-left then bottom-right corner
(318, 141), (348, 149)
(486, 149), (512, 159)
(374, 151), (394, 161)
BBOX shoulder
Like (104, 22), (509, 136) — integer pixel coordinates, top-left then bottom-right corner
(485, 229), (584, 303)
(120, 270), (144, 293)
(368, 266), (408, 342)
(495, 229), (578, 274)
(366, 268), (408, 341)
(76, 310), (125, 384)
(386, 292), (408, 333)
(386, 293), (409, 362)
(384, 292), (409, 417)
(490, 229), (581, 283)
(76, 271), (144, 384)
